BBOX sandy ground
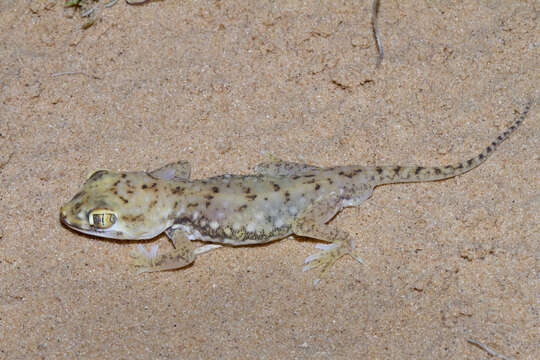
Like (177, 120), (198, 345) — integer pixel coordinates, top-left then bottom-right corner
(1, 1), (538, 359)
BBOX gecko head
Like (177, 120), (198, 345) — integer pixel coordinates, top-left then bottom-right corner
(60, 170), (170, 240)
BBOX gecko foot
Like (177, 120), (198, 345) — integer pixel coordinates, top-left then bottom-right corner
(130, 242), (197, 273)
(303, 243), (363, 285)
(130, 244), (160, 273)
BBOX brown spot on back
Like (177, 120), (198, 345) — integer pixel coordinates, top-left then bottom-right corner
(284, 191), (291, 202)
(171, 186), (184, 195)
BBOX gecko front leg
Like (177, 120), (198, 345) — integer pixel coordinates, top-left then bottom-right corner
(293, 193), (362, 284)
(149, 160), (191, 180)
(167, 228), (222, 257)
(130, 228), (221, 273)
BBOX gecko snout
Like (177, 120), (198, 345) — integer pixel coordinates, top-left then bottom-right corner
(59, 208), (68, 224)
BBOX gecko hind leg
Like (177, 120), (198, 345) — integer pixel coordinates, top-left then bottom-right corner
(254, 151), (321, 176)
(293, 193), (362, 284)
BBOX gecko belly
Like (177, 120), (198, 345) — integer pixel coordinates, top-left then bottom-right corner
(171, 221), (293, 246)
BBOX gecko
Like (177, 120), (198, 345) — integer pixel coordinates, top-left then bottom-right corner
(60, 101), (531, 283)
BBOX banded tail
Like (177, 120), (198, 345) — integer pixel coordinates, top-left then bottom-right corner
(372, 100), (532, 185)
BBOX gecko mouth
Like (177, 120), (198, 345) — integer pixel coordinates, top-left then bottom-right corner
(59, 210), (97, 233)
(59, 210), (81, 230)
(60, 214), (90, 232)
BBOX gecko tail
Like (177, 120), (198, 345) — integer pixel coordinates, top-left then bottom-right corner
(374, 100), (532, 185)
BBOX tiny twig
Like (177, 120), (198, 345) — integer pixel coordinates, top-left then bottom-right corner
(126, 0), (150, 4)
(104, 0), (118, 8)
(80, 7), (95, 17)
(466, 338), (513, 360)
(51, 71), (102, 80)
(372, 0), (383, 66)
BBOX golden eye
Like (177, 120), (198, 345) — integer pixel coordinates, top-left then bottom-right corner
(89, 209), (117, 229)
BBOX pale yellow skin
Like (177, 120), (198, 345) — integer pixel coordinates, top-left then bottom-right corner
(60, 103), (530, 283)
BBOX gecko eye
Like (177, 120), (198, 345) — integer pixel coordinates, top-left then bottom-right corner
(88, 209), (117, 229)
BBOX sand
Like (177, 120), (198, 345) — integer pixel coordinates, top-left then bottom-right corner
(0, 1), (538, 358)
